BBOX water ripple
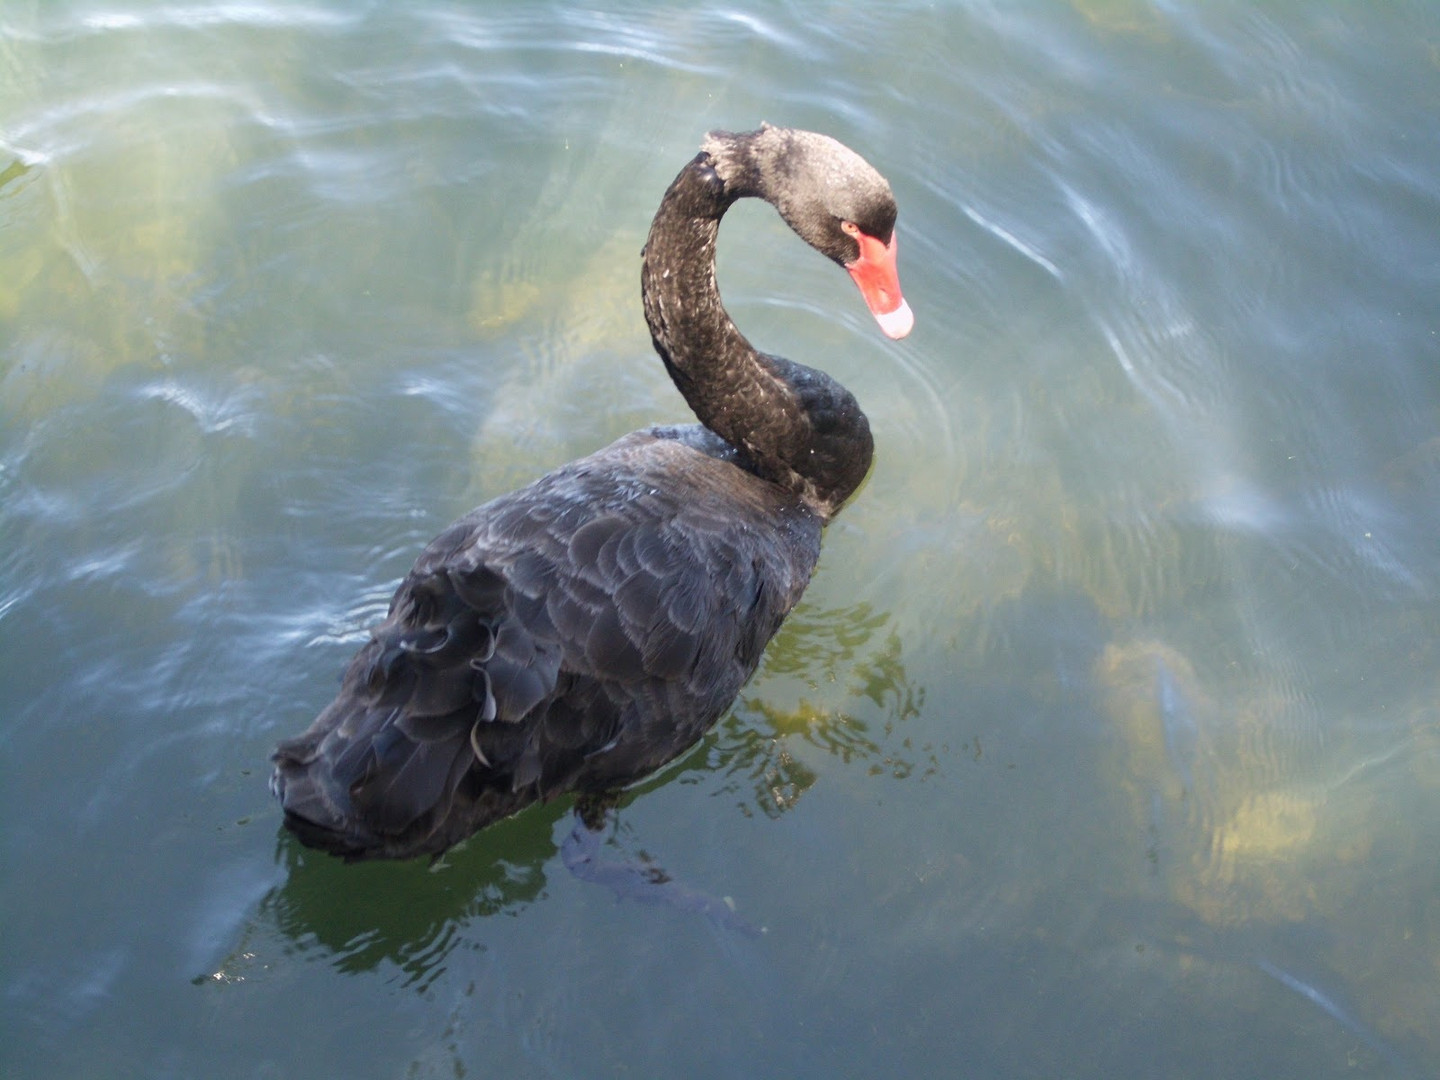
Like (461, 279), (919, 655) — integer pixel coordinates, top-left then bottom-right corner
(80, 4), (364, 32)
(2, 3), (1439, 1075)
(958, 202), (1061, 281)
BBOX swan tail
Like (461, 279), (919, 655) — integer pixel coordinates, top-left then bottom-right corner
(270, 562), (560, 859)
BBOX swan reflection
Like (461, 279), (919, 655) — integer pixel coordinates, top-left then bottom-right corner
(714, 607), (933, 817)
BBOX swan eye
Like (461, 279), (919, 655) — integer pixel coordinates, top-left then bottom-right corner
(839, 220), (861, 238)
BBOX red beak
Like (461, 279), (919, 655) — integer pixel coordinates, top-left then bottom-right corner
(845, 229), (914, 340)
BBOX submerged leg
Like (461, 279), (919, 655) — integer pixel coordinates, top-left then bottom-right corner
(560, 801), (760, 937)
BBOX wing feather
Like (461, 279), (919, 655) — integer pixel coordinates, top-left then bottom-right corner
(271, 429), (823, 858)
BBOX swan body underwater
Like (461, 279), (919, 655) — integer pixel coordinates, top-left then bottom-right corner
(270, 125), (913, 860)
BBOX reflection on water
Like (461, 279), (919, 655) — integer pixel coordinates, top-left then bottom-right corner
(718, 603), (935, 818)
(4, 1), (1440, 1077)
(254, 806), (559, 992)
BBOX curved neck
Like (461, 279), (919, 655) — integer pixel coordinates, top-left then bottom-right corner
(641, 151), (873, 520)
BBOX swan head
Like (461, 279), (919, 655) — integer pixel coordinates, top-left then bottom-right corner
(703, 124), (913, 340)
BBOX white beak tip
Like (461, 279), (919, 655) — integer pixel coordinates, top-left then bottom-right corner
(873, 299), (914, 340)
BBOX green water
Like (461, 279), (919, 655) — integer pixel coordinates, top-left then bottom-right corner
(3, 3), (1439, 1077)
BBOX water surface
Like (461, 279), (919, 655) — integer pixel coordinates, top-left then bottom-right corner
(3, 3), (1439, 1077)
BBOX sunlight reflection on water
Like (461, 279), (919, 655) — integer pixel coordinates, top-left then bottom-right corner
(3, 2), (1439, 1077)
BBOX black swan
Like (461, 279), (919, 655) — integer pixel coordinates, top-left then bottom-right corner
(270, 125), (912, 859)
